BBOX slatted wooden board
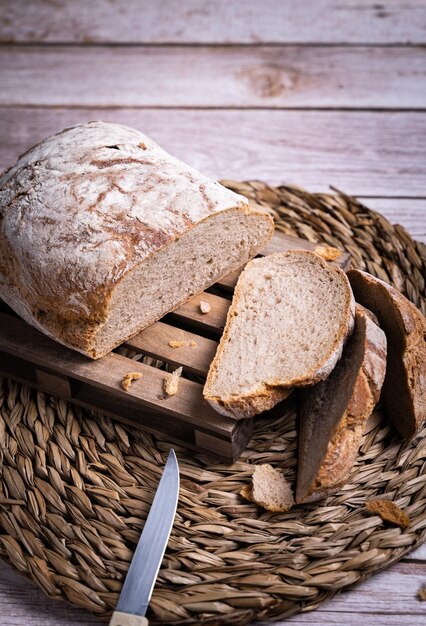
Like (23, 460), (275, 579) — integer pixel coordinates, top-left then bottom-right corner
(0, 231), (350, 461)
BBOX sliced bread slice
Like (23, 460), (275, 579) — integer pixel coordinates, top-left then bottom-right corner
(204, 250), (355, 419)
(348, 269), (426, 437)
(296, 304), (387, 504)
(240, 464), (294, 513)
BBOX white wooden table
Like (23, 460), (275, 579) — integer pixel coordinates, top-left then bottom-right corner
(0, 1), (425, 624)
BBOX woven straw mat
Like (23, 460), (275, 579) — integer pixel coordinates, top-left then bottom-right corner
(0, 182), (425, 625)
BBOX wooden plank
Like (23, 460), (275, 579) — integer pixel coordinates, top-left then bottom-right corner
(1, 0), (425, 44)
(34, 369), (74, 399)
(125, 321), (218, 377)
(169, 292), (229, 336)
(1, 108), (425, 197)
(1, 46), (425, 109)
(1, 349), (252, 459)
(0, 312), (235, 437)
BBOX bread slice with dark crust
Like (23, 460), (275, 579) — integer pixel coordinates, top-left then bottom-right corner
(204, 250), (355, 419)
(296, 305), (387, 504)
(348, 269), (426, 438)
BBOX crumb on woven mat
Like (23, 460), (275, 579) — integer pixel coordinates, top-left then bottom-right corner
(239, 484), (254, 502)
(417, 585), (426, 601)
(163, 366), (183, 396)
(199, 300), (211, 314)
(169, 340), (185, 348)
(365, 499), (411, 529)
(240, 464), (294, 513)
(314, 244), (341, 261)
(121, 372), (143, 391)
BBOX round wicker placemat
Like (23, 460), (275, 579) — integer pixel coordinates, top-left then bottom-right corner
(0, 182), (425, 625)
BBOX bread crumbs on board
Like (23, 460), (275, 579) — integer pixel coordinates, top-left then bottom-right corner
(163, 367), (183, 396)
(122, 372), (143, 391)
(365, 499), (411, 529)
(199, 300), (211, 314)
(169, 340), (185, 348)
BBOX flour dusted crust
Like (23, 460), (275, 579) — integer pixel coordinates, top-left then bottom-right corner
(0, 122), (274, 358)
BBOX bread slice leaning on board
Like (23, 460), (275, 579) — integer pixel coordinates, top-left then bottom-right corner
(204, 250), (355, 419)
(0, 121), (274, 359)
(348, 269), (426, 437)
(296, 304), (387, 504)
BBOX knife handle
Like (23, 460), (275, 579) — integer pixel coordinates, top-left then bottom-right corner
(109, 611), (148, 626)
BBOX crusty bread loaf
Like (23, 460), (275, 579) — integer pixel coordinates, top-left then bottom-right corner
(0, 122), (274, 359)
(204, 250), (355, 419)
(348, 269), (426, 437)
(296, 305), (387, 503)
(240, 464), (294, 513)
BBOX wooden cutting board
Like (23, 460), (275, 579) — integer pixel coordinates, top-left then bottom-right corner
(0, 232), (350, 461)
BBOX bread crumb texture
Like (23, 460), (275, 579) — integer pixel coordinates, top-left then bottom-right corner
(163, 366), (183, 396)
(169, 340), (185, 348)
(239, 484), (254, 502)
(121, 372), (143, 391)
(365, 499), (411, 529)
(189, 340), (197, 347)
(199, 300), (211, 314)
(241, 464), (294, 513)
(314, 245), (341, 261)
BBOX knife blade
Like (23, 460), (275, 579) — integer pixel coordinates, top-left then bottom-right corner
(109, 449), (179, 626)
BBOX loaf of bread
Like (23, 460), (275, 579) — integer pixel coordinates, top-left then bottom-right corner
(204, 250), (355, 418)
(348, 269), (426, 437)
(296, 304), (387, 503)
(0, 122), (274, 358)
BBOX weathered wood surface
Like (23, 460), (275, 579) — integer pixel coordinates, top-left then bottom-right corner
(1, 0), (425, 624)
(1, 108), (426, 197)
(2, 45), (425, 109)
(1, 0), (425, 44)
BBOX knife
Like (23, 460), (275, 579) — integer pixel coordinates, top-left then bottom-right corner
(109, 449), (179, 626)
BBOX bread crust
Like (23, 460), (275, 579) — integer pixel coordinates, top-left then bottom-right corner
(296, 305), (387, 503)
(0, 122), (274, 358)
(348, 269), (426, 437)
(208, 386), (293, 419)
(204, 250), (355, 419)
